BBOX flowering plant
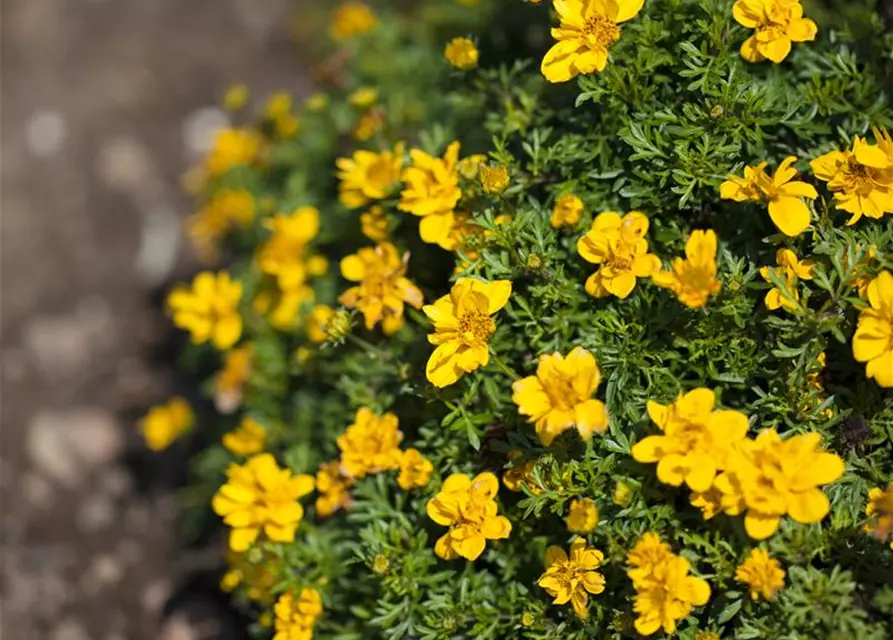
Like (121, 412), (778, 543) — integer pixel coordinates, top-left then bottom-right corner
(151, 0), (893, 638)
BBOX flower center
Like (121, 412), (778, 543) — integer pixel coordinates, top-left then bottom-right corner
(583, 15), (621, 48)
(458, 310), (495, 344)
(367, 158), (395, 188)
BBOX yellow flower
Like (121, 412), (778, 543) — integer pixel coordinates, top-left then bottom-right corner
(254, 283), (316, 331)
(337, 408), (404, 478)
(690, 486), (724, 520)
(399, 142), (462, 248)
(336, 144), (404, 209)
(852, 271), (893, 387)
(845, 244), (878, 298)
(338, 242), (424, 335)
(397, 448), (434, 490)
(214, 343), (254, 414)
(458, 154), (487, 179)
(735, 548), (785, 600)
(223, 83), (249, 111)
(426, 472), (511, 560)
(577, 211), (661, 299)
(810, 136), (893, 225)
(360, 205), (390, 241)
(304, 93), (329, 112)
(205, 128), (262, 176)
(315, 460), (353, 517)
(759, 248), (815, 311)
(211, 453), (315, 551)
(714, 429), (845, 539)
(865, 483), (893, 550)
(353, 109), (385, 141)
(551, 194), (584, 228)
(306, 304), (335, 344)
(272, 588), (322, 640)
(187, 189), (256, 264)
(221, 550), (277, 603)
(139, 397), (194, 451)
(423, 278), (512, 387)
(265, 92), (292, 120)
(652, 229), (721, 309)
(348, 87), (378, 109)
(626, 532), (673, 585)
(720, 156), (818, 236)
(168, 271), (243, 350)
(733, 0), (817, 64)
(222, 417), (266, 457)
(612, 481), (632, 506)
(630, 551), (711, 636)
(541, 0), (644, 83)
(502, 451), (542, 493)
(329, 2), (377, 40)
(537, 538), (605, 619)
(445, 37), (479, 70)
(479, 165), (510, 194)
(257, 207), (322, 291)
(695, 633), (722, 640)
(566, 498), (599, 533)
(512, 347), (608, 445)
(632, 388), (748, 492)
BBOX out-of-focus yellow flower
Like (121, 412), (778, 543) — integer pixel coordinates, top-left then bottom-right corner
(399, 142), (462, 248)
(445, 37), (479, 70)
(759, 248), (814, 311)
(733, 0), (817, 63)
(140, 397), (194, 451)
(257, 207), (321, 291)
(512, 347), (608, 445)
(272, 588), (322, 640)
(353, 109), (385, 141)
(852, 270), (893, 387)
(613, 481), (632, 506)
(502, 450), (541, 494)
(205, 128), (262, 176)
(652, 230), (721, 309)
(458, 154), (487, 180)
(220, 550), (277, 603)
(306, 304), (335, 344)
(222, 416), (266, 457)
(329, 2), (377, 41)
(349, 87), (378, 109)
(630, 551), (711, 636)
(187, 188), (256, 264)
(316, 459), (353, 517)
(538, 538), (605, 618)
(305, 93), (329, 112)
(254, 282), (316, 331)
(337, 408), (404, 479)
(168, 271), (243, 350)
(423, 278), (512, 387)
(338, 242), (424, 335)
(865, 483), (893, 550)
(223, 83), (249, 111)
(735, 548), (785, 600)
(551, 194), (583, 228)
(397, 448), (434, 490)
(214, 343), (254, 414)
(211, 453), (315, 551)
(336, 143), (404, 209)
(566, 498), (599, 533)
(360, 205), (390, 241)
(480, 165), (510, 194)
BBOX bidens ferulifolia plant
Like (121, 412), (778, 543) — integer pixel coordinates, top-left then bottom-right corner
(146, 0), (893, 637)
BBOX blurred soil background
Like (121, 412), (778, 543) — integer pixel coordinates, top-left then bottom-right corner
(1, 1), (310, 638)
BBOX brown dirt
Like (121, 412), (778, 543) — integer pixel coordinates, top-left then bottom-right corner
(1, 1), (309, 638)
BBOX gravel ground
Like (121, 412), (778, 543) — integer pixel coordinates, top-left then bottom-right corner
(1, 1), (309, 638)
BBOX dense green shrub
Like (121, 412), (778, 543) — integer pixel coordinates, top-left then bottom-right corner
(150, 0), (893, 637)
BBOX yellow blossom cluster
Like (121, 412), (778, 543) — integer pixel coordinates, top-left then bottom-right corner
(865, 483), (893, 550)
(732, 0), (817, 63)
(329, 2), (377, 41)
(426, 471), (511, 560)
(272, 587), (322, 640)
(139, 397), (194, 452)
(627, 533), (711, 636)
(444, 37), (479, 70)
(223, 416), (267, 457)
(264, 91), (300, 139)
(759, 248), (814, 311)
(213, 343), (254, 414)
(537, 538), (606, 618)
(187, 188), (256, 263)
(735, 548), (785, 600)
(168, 271), (243, 350)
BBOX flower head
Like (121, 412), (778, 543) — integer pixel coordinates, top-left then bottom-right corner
(865, 483), (893, 549)
(258, 208), (323, 291)
(445, 37), (479, 70)
(338, 242), (424, 335)
(187, 189), (256, 263)
(512, 347), (608, 445)
(211, 453), (315, 551)
(348, 87), (378, 109)
(337, 408), (404, 479)
(222, 417), (266, 457)
(632, 388), (749, 492)
(336, 144), (404, 209)
(759, 248), (815, 311)
(810, 136), (893, 225)
(551, 194), (584, 228)
(720, 156), (817, 236)
(168, 271), (243, 350)
(140, 397), (194, 451)
(577, 211), (661, 299)
(852, 271), (893, 387)
(733, 0), (817, 63)
(223, 84), (249, 111)
(541, 0), (644, 83)
(397, 448), (434, 490)
(205, 128), (262, 176)
(626, 532), (673, 585)
(426, 472), (511, 560)
(221, 550), (277, 603)
(566, 498), (599, 533)
(214, 343), (254, 413)
(631, 553), (711, 636)
(480, 165), (510, 194)
(538, 538), (605, 618)
(329, 2), (377, 40)
(423, 278), (512, 387)
(735, 548), (785, 600)
(306, 304), (335, 344)
(399, 142), (462, 248)
(652, 229), (721, 309)
(360, 205), (390, 241)
(714, 429), (845, 539)
(315, 460), (353, 517)
(272, 588), (322, 640)
(502, 451), (542, 494)
(353, 109), (384, 141)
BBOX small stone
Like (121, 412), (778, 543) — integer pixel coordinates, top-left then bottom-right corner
(182, 107), (228, 156)
(26, 110), (67, 158)
(141, 579), (171, 615)
(96, 137), (154, 193)
(22, 471), (54, 509)
(83, 554), (124, 593)
(98, 466), (132, 499)
(51, 620), (90, 640)
(159, 614), (199, 640)
(135, 204), (181, 288)
(77, 494), (115, 532)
